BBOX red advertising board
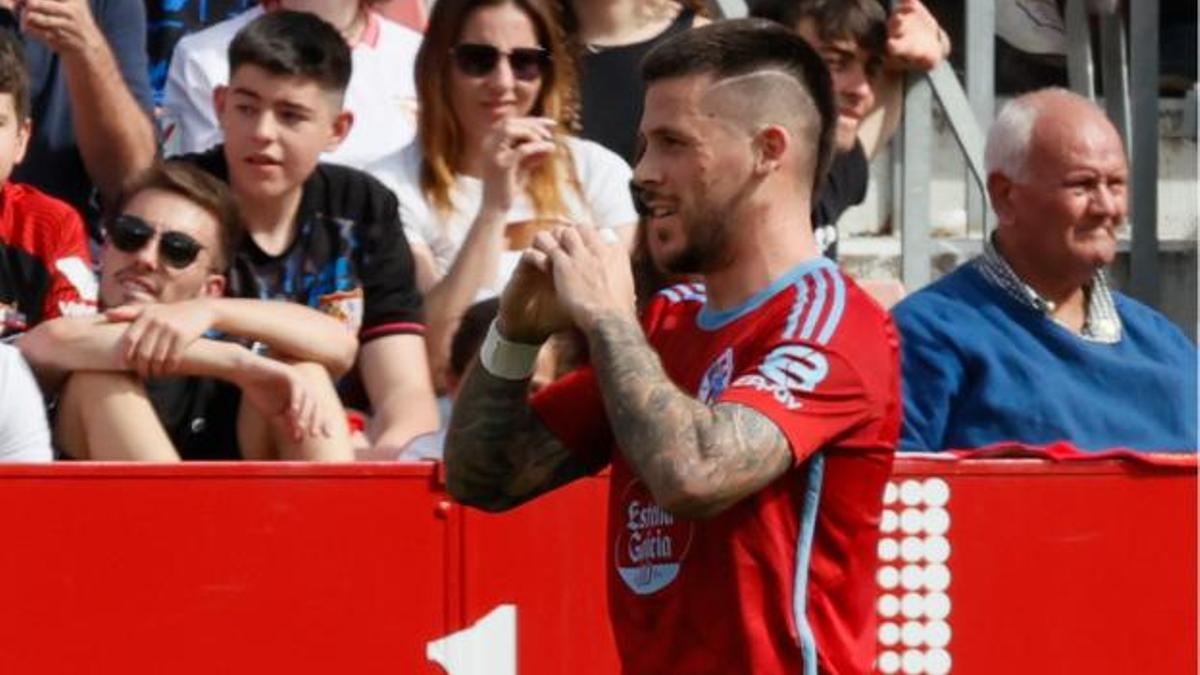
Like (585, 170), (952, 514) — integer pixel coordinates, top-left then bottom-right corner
(0, 458), (1191, 674)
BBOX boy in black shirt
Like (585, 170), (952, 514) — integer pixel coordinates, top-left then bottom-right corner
(181, 11), (439, 454)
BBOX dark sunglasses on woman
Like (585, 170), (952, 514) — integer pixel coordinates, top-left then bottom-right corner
(451, 43), (551, 82)
(106, 214), (207, 270)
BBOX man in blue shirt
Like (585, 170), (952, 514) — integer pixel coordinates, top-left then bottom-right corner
(893, 88), (1197, 453)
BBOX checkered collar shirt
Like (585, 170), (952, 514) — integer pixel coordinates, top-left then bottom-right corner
(972, 235), (1122, 344)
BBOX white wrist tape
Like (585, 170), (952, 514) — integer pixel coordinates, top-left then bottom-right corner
(479, 320), (542, 380)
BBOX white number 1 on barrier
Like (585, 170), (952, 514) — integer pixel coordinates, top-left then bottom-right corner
(427, 604), (517, 675)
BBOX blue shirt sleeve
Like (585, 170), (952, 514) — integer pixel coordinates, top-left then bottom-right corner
(893, 297), (965, 452)
(94, 0), (154, 116)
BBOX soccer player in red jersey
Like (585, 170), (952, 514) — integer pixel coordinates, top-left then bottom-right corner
(445, 19), (900, 674)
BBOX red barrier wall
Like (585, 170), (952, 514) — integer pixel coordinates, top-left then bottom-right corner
(0, 458), (1191, 674)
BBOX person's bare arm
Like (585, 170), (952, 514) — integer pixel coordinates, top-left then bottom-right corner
(359, 333), (440, 452)
(422, 117), (559, 377)
(536, 227), (794, 518)
(22, 0), (156, 202)
(858, 0), (950, 159)
(106, 298), (358, 379)
(444, 248), (594, 511)
(18, 316), (327, 439)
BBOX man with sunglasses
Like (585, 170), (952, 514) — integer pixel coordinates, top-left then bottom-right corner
(18, 161), (357, 461)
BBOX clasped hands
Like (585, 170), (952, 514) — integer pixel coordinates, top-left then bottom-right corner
(497, 225), (637, 345)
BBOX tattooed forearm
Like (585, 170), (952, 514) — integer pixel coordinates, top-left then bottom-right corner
(445, 364), (592, 512)
(587, 314), (793, 518)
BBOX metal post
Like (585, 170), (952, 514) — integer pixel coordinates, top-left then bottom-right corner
(1065, 0), (1096, 98)
(1129, 0), (1160, 305)
(1099, 13), (1132, 148)
(900, 73), (933, 289)
(965, 0), (995, 238)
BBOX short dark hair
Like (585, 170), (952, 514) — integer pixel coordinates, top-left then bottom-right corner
(749, 0), (887, 61)
(641, 18), (837, 194)
(228, 11), (352, 97)
(111, 162), (243, 272)
(0, 30), (29, 120)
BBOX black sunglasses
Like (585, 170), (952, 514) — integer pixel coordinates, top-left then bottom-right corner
(451, 43), (551, 82)
(107, 214), (207, 270)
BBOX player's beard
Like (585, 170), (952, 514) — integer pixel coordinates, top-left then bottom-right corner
(659, 172), (757, 276)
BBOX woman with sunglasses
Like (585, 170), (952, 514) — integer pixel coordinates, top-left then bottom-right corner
(370, 0), (637, 383)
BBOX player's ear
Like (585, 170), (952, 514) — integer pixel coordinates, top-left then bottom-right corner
(752, 125), (789, 175)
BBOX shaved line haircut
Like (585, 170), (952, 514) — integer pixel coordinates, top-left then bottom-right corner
(641, 18), (836, 195)
(700, 70), (824, 190)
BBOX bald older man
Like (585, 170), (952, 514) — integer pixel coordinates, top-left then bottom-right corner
(893, 88), (1197, 453)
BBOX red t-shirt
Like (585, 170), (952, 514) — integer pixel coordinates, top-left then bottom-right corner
(0, 181), (96, 336)
(532, 258), (900, 674)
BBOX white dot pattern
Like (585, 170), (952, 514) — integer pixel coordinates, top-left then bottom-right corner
(875, 478), (952, 673)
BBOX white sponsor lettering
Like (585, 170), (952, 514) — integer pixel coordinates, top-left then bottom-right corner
(733, 345), (830, 410)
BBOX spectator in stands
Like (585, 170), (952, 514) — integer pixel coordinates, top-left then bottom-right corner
(19, 161), (356, 461)
(893, 88), (1197, 453)
(0, 31), (96, 338)
(0, 342), (51, 461)
(748, 0), (950, 260)
(162, 0), (422, 168)
(553, 0), (709, 165)
(369, 0), (637, 384)
(1, 0), (155, 227)
(446, 20), (900, 672)
(145, 0), (255, 107)
(174, 12), (438, 456)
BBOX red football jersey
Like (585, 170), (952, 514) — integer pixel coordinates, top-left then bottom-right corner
(532, 258), (900, 674)
(0, 181), (96, 336)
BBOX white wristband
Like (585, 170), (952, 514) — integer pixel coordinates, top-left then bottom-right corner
(479, 320), (542, 380)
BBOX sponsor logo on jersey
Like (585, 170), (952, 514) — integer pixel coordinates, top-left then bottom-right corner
(614, 478), (694, 595)
(697, 348), (734, 405)
(732, 344), (829, 410)
(317, 288), (364, 332)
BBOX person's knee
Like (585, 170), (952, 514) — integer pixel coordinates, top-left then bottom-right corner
(60, 370), (142, 403)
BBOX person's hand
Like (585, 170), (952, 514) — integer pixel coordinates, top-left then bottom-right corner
(236, 356), (329, 443)
(20, 0), (104, 56)
(496, 245), (573, 344)
(107, 300), (218, 379)
(479, 117), (557, 213)
(532, 227), (636, 334)
(885, 0), (949, 72)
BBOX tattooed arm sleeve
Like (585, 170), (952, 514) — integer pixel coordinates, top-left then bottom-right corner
(586, 314), (794, 519)
(444, 364), (600, 512)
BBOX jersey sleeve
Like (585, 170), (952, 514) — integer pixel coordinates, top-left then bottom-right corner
(529, 364), (614, 467)
(40, 207), (97, 321)
(717, 337), (879, 465)
(357, 184), (426, 343)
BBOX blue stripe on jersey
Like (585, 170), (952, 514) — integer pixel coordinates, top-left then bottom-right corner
(815, 271), (847, 345)
(697, 257), (835, 331)
(793, 451), (827, 675)
(798, 269), (828, 341)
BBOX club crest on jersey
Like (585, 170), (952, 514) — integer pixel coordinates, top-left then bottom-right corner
(317, 288), (364, 333)
(697, 348), (734, 405)
(732, 344), (829, 410)
(614, 479), (694, 595)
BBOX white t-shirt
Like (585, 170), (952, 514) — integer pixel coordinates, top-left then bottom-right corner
(0, 344), (52, 463)
(369, 137), (638, 298)
(162, 8), (422, 169)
